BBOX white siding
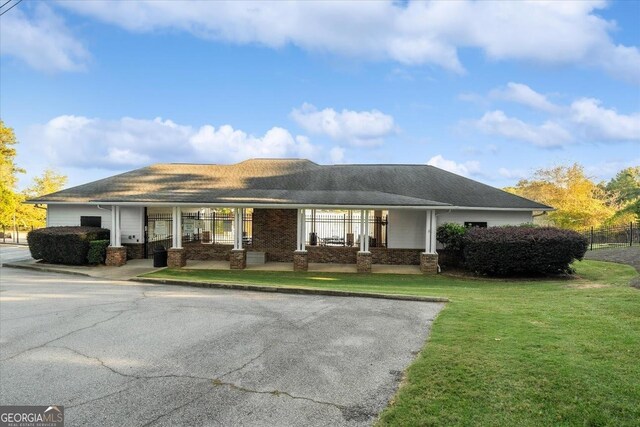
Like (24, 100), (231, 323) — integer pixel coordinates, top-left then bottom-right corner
(46, 205), (144, 243)
(387, 209), (534, 249)
(436, 210), (533, 227)
(387, 210), (426, 249)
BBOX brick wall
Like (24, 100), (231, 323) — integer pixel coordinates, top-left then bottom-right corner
(183, 242), (233, 260)
(252, 208), (297, 262)
(308, 246), (358, 263)
(371, 248), (421, 265)
(123, 243), (145, 260)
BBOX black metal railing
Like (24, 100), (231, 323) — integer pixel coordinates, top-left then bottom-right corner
(581, 221), (639, 250)
(145, 211), (252, 258)
(305, 212), (387, 248)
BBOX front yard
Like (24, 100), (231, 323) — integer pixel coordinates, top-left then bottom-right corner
(143, 260), (640, 426)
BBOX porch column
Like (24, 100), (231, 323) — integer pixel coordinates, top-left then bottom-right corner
(230, 207), (246, 269)
(106, 205), (126, 266)
(294, 208), (308, 271)
(421, 209), (439, 274)
(168, 206), (186, 268)
(357, 209), (372, 273)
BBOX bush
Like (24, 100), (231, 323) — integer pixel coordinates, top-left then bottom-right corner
(87, 240), (110, 264)
(28, 227), (110, 265)
(463, 226), (588, 276)
(436, 223), (468, 252)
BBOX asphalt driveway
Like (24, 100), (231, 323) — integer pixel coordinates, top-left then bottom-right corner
(0, 268), (443, 426)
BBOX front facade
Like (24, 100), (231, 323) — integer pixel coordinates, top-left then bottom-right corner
(31, 159), (551, 273)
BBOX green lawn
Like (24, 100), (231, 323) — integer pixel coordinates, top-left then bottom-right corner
(143, 261), (640, 426)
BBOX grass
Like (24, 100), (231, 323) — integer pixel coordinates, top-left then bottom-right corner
(142, 261), (640, 426)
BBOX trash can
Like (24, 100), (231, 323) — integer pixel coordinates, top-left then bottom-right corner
(309, 232), (318, 246)
(153, 246), (168, 267)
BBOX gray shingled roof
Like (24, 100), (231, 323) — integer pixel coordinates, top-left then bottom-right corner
(30, 159), (551, 209)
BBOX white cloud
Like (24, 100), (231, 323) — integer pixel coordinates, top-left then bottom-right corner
(489, 82), (560, 113)
(28, 115), (319, 169)
(0, 4), (89, 72)
(427, 155), (480, 177)
(329, 147), (345, 164)
(570, 98), (640, 142)
(475, 111), (573, 148)
(290, 103), (396, 147)
(56, 0), (640, 83)
(498, 167), (528, 180)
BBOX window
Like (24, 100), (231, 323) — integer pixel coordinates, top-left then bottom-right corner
(80, 216), (102, 227)
(464, 221), (487, 228)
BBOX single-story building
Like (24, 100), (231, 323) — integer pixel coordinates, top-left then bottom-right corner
(28, 158), (552, 273)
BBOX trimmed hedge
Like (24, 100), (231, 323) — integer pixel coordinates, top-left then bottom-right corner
(463, 226), (588, 276)
(87, 240), (110, 265)
(27, 227), (110, 265)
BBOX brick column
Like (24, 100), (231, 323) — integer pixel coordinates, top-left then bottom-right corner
(168, 248), (187, 268)
(420, 252), (439, 274)
(357, 251), (372, 273)
(230, 249), (247, 270)
(106, 246), (127, 267)
(293, 250), (308, 272)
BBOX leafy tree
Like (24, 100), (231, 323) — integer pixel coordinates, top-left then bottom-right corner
(605, 167), (640, 220)
(0, 120), (24, 227)
(505, 164), (615, 230)
(18, 169), (68, 228)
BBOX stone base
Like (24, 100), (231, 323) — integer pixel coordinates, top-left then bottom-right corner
(123, 243), (145, 260)
(106, 246), (127, 267)
(230, 249), (247, 270)
(357, 251), (372, 273)
(293, 250), (308, 272)
(168, 248), (187, 268)
(420, 252), (439, 274)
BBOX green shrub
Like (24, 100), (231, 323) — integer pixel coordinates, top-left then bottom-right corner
(463, 226), (588, 276)
(87, 240), (110, 264)
(27, 227), (110, 265)
(436, 223), (468, 251)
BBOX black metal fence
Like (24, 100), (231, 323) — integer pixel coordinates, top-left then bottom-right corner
(145, 211), (252, 258)
(581, 222), (639, 250)
(305, 212), (387, 247)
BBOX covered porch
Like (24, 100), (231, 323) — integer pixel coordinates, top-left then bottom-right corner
(106, 205), (440, 274)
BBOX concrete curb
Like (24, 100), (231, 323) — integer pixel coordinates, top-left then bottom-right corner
(131, 277), (450, 303)
(2, 262), (93, 277)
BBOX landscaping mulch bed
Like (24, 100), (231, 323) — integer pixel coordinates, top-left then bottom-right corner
(584, 246), (640, 288)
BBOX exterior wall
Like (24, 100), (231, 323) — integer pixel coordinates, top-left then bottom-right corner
(387, 210), (426, 249)
(183, 242), (233, 260)
(437, 210), (533, 228)
(387, 208), (534, 249)
(308, 246), (358, 264)
(47, 204), (144, 243)
(251, 208), (297, 262)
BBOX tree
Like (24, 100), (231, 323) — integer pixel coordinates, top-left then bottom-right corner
(0, 120), (24, 227)
(18, 170), (68, 228)
(605, 167), (640, 220)
(505, 164), (615, 230)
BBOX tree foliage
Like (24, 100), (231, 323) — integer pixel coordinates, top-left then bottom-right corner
(505, 164), (617, 230)
(604, 167), (640, 221)
(1, 119), (67, 228)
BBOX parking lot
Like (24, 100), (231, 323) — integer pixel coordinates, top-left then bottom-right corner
(0, 268), (442, 426)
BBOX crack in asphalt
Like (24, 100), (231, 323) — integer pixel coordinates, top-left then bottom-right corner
(0, 294), (147, 363)
(218, 348), (268, 379)
(210, 378), (346, 411)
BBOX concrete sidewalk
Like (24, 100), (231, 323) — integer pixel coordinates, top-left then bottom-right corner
(3, 258), (163, 281)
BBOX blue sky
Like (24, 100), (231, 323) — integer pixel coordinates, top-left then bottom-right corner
(1, 0), (639, 190)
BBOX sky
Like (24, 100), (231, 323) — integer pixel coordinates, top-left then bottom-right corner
(1, 0), (639, 191)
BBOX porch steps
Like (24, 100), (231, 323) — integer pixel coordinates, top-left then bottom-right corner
(247, 251), (266, 265)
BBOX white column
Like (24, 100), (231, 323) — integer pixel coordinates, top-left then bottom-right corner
(425, 209), (437, 253)
(115, 206), (122, 246)
(298, 209), (306, 251)
(110, 206), (117, 247)
(171, 207), (177, 248)
(359, 210), (365, 251)
(175, 206), (182, 249)
(233, 208), (243, 250)
(430, 210), (437, 254)
(363, 209), (370, 252)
